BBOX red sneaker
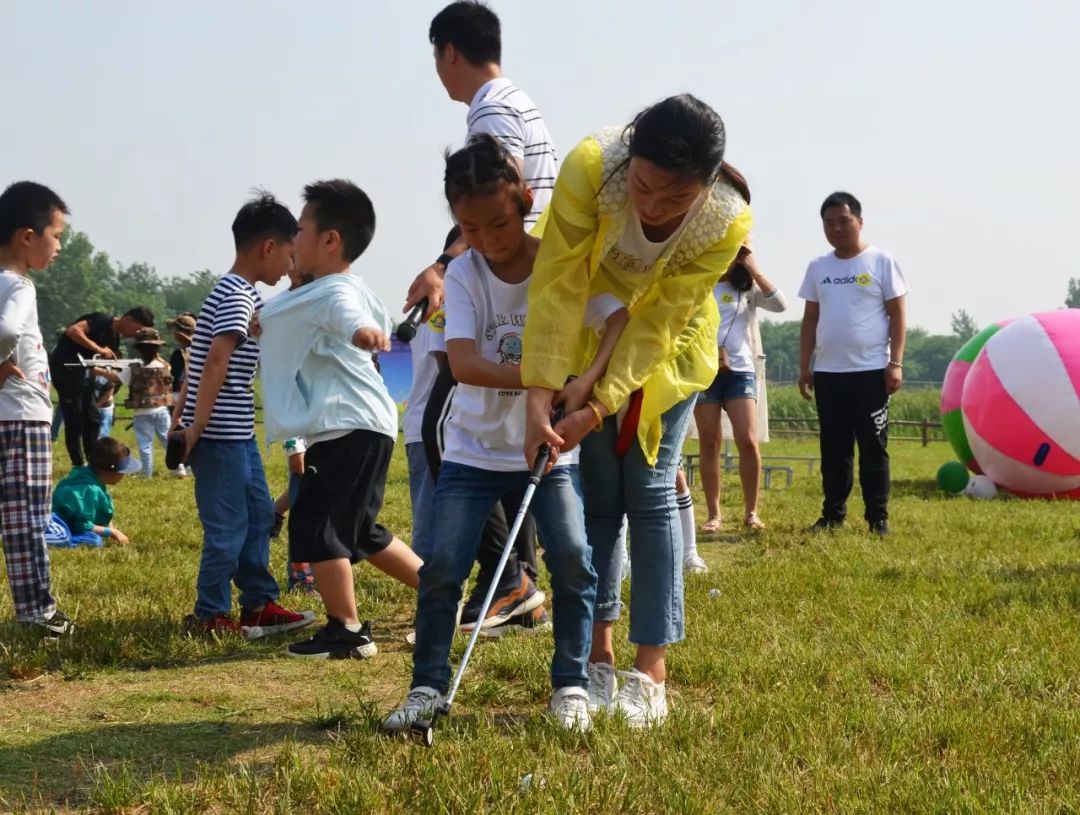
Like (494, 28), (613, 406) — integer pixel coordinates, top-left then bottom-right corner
(240, 601), (315, 640)
(189, 614), (247, 637)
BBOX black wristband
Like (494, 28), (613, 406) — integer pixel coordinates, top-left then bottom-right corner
(435, 253), (453, 269)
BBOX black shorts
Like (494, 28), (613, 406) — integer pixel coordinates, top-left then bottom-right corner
(288, 430), (395, 564)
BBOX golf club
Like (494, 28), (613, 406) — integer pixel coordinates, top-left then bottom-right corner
(409, 409), (563, 747)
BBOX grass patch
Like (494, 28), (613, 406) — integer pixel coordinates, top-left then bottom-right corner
(3, 426), (1080, 812)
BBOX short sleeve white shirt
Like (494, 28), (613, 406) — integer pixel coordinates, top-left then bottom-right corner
(797, 246), (908, 372)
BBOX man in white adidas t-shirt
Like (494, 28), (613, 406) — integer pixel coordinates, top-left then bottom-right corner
(797, 192), (908, 537)
(404, 0), (558, 321)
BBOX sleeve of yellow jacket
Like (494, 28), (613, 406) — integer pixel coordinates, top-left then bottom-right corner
(521, 135), (604, 390)
(592, 204), (753, 413)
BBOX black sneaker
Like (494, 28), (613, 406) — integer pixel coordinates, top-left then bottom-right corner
(869, 519), (890, 538)
(285, 618), (377, 659)
(807, 517), (843, 533)
(36, 609), (74, 638)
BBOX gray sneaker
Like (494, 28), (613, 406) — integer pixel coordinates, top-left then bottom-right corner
(548, 687), (592, 731)
(381, 686), (445, 734)
(610, 668), (668, 728)
(586, 661), (618, 713)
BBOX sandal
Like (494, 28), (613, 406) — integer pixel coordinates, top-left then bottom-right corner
(744, 512), (765, 531)
(701, 515), (722, 533)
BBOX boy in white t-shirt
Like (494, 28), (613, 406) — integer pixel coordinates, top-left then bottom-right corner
(797, 191), (908, 537)
(0, 181), (72, 636)
(383, 136), (596, 734)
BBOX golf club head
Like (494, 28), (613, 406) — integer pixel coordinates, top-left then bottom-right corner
(409, 719), (434, 747)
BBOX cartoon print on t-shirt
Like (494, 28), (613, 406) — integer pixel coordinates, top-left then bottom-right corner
(498, 332), (522, 366)
(856, 272), (873, 287)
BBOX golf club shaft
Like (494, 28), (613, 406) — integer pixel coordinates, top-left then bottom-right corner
(443, 478), (539, 709)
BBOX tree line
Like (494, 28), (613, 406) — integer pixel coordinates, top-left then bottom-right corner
(764, 284), (1079, 385)
(28, 230), (218, 348)
(29, 230), (1080, 374)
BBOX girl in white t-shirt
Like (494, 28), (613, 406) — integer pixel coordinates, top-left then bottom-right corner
(694, 243), (786, 531)
(384, 135), (598, 734)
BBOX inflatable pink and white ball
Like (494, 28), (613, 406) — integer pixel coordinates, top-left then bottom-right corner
(960, 310), (1080, 498)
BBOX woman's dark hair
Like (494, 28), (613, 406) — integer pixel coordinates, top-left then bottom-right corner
(444, 134), (529, 216)
(607, 95), (751, 203)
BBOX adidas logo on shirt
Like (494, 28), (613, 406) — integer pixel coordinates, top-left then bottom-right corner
(821, 273), (873, 286)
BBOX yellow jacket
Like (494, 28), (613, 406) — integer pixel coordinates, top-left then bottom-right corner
(521, 128), (753, 464)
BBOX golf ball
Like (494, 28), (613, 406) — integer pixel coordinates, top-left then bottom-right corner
(708, 588), (722, 599)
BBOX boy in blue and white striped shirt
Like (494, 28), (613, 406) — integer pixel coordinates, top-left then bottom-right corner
(174, 192), (315, 639)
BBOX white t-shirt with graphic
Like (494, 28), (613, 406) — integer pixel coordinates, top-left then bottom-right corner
(713, 281), (754, 373)
(797, 246), (908, 373)
(442, 250), (575, 472)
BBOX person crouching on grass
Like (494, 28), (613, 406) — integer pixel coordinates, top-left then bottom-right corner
(258, 180), (422, 660)
(47, 437), (138, 548)
(382, 136), (598, 734)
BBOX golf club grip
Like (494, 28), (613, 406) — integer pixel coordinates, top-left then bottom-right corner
(530, 405), (566, 479)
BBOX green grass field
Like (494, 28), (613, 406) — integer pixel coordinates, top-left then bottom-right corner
(3, 406), (1080, 813)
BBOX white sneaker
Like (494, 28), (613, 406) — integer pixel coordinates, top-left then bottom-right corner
(381, 686), (445, 733)
(548, 686), (592, 731)
(587, 661), (618, 713)
(171, 465), (187, 478)
(611, 668), (668, 728)
(684, 554), (709, 574)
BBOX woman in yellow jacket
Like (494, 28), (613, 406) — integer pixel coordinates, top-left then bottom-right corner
(522, 95), (752, 727)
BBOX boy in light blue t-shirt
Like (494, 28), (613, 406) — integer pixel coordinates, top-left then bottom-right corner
(259, 180), (422, 660)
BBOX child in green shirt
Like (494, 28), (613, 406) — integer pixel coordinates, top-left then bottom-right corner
(47, 437), (138, 547)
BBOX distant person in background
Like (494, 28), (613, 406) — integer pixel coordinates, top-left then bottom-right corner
(167, 312), (196, 396)
(93, 373), (115, 438)
(694, 241), (786, 535)
(50, 306), (154, 466)
(99, 327), (175, 477)
(798, 191), (907, 537)
(165, 312), (195, 477)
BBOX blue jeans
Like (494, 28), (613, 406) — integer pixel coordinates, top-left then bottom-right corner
(98, 406), (114, 438)
(405, 442), (437, 563)
(188, 438), (279, 619)
(581, 395), (696, 646)
(133, 408), (170, 476)
(412, 461), (596, 693)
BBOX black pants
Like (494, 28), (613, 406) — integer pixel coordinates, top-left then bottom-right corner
(52, 370), (100, 468)
(813, 370), (890, 523)
(421, 358), (538, 583)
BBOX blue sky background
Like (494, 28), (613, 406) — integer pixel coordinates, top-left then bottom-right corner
(4, 1), (1077, 332)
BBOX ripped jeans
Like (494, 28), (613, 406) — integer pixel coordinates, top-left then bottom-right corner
(580, 394), (696, 646)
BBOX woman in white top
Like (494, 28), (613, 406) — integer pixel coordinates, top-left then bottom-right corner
(695, 242), (786, 531)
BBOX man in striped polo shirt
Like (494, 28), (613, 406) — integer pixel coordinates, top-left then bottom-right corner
(174, 192), (314, 638)
(404, 1), (561, 635)
(404, 0), (558, 319)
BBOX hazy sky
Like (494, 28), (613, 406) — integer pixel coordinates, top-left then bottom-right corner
(5, 1), (1077, 332)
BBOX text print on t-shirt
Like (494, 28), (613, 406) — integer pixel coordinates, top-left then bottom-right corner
(820, 272), (873, 286)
